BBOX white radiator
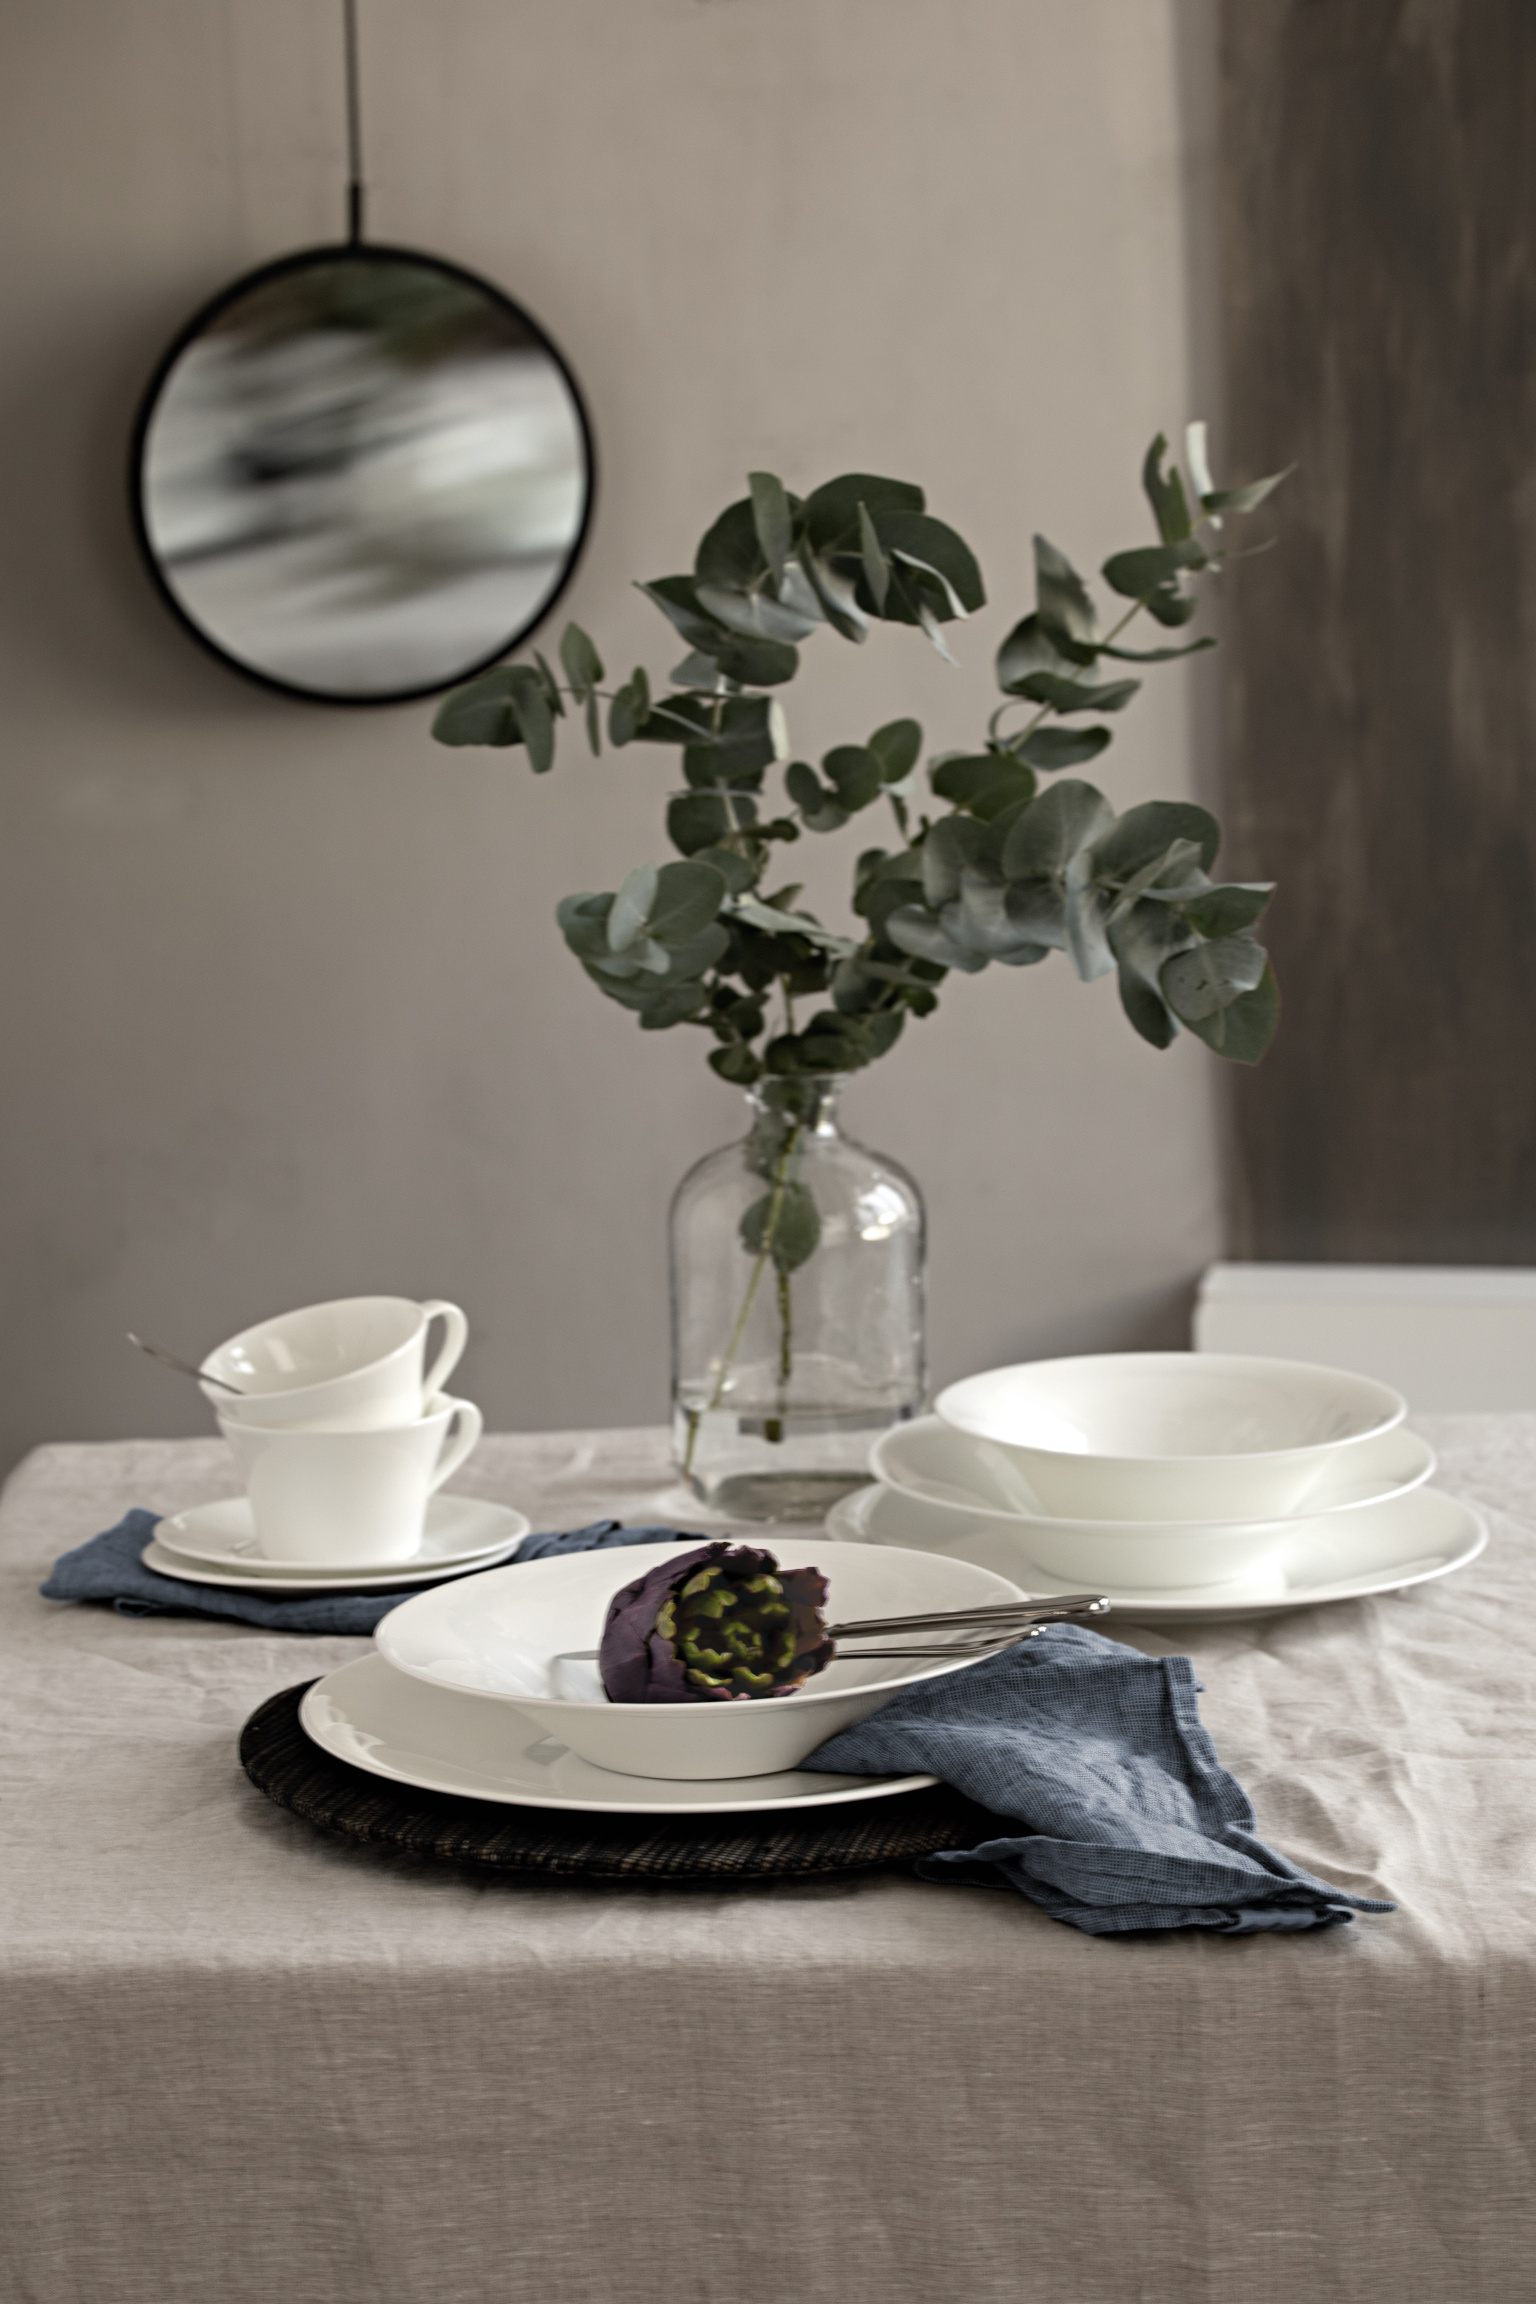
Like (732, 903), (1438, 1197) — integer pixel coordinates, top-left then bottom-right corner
(1193, 1262), (1536, 1411)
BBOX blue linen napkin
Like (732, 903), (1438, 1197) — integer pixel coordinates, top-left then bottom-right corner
(803, 1622), (1396, 1936)
(38, 1510), (698, 1634)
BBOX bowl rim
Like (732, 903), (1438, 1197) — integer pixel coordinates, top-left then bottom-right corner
(871, 1415), (1434, 1529)
(374, 1538), (1029, 1714)
(934, 1352), (1407, 1467)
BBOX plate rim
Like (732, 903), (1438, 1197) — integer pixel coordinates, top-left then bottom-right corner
(151, 1494), (531, 1580)
(828, 1482), (1488, 1619)
(298, 1652), (939, 1815)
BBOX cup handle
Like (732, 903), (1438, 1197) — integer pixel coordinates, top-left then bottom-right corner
(427, 1397), (483, 1494)
(420, 1300), (468, 1397)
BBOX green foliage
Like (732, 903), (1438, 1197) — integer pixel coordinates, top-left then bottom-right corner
(431, 432), (1290, 1076)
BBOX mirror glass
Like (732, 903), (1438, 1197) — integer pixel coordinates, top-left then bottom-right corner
(133, 245), (593, 704)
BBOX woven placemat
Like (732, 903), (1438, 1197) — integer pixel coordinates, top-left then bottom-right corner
(241, 1680), (999, 1883)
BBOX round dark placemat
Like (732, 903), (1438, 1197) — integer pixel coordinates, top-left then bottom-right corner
(241, 1680), (995, 1883)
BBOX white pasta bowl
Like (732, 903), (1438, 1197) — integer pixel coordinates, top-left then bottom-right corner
(934, 1353), (1407, 1523)
(375, 1538), (1029, 1781)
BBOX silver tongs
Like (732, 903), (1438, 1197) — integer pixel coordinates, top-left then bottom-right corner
(555, 1593), (1109, 1665)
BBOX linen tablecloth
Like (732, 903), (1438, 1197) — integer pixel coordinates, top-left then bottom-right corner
(1, 1420), (1532, 2304)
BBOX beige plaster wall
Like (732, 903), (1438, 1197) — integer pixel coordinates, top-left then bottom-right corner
(0, 0), (1223, 1472)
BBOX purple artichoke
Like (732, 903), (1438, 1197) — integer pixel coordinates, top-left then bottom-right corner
(598, 1542), (834, 1704)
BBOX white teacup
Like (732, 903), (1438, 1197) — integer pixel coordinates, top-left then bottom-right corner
(202, 1296), (468, 1432)
(219, 1393), (484, 1566)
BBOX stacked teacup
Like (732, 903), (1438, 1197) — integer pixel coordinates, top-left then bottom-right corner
(865, 1352), (1436, 1601)
(200, 1297), (485, 1572)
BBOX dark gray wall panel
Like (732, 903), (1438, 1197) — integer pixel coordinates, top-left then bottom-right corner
(1220, 0), (1536, 1259)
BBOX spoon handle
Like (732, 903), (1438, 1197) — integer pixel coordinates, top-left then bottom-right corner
(127, 1334), (244, 1395)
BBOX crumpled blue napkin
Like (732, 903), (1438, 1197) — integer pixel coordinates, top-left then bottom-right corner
(804, 1622), (1396, 1936)
(39, 1510), (698, 1634)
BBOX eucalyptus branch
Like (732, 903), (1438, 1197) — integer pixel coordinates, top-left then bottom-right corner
(431, 428), (1290, 1075)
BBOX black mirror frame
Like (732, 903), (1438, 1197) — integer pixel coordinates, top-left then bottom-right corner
(128, 240), (597, 709)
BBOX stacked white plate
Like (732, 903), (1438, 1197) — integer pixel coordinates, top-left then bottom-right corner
(830, 1352), (1486, 1621)
(146, 1493), (532, 1593)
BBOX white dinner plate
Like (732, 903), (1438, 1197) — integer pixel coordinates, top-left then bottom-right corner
(152, 1494), (530, 1580)
(825, 1482), (1488, 1621)
(298, 1653), (938, 1814)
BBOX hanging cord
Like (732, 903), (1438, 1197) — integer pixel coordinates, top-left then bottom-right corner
(342, 0), (366, 242)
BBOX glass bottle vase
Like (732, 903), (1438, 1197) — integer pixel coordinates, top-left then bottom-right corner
(670, 1075), (925, 1521)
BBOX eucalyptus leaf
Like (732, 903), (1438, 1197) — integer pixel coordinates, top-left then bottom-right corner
(822, 745), (883, 811)
(1200, 468), (1295, 516)
(958, 867), (1053, 959)
(996, 612), (1080, 696)
(748, 471), (794, 584)
(647, 859), (728, 946)
(1161, 933), (1269, 1023)
(689, 844), (758, 896)
(1063, 875), (1116, 982)
(921, 814), (988, 907)
(559, 622), (604, 698)
(929, 752), (1036, 821)
(1001, 780), (1116, 879)
(607, 865), (660, 953)
(695, 497), (769, 591)
(858, 503), (890, 611)
(637, 575), (731, 653)
(1091, 800), (1220, 879)
(1014, 672), (1141, 714)
(709, 1041), (762, 1085)
(1101, 540), (1209, 599)
(715, 633), (800, 687)
(1141, 434), (1194, 545)
(1117, 967), (1177, 1048)
(431, 667), (524, 747)
(871, 513), (985, 615)
(886, 903), (986, 973)
(1033, 536), (1098, 652)
(802, 473), (925, 554)
(915, 598), (958, 664)
(785, 760), (848, 832)
(507, 666), (556, 772)
(1095, 636), (1217, 663)
(1016, 724), (1112, 773)
(1143, 586), (1200, 629)
(1173, 882), (1274, 937)
(695, 582), (819, 646)
(668, 790), (755, 856)
(798, 548), (869, 643)
(1176, 962), (1279, 1062)
(727, 894), (858, 956)
(868, 718), (922, 780)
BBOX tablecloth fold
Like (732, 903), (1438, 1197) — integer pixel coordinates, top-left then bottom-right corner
(803, 1622), (1398, 1935)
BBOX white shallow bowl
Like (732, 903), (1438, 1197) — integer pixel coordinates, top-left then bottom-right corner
(828, 1481), (1488, 1623)
(870, 1416), (1437, 1586)
(935, 1353), (1406, 1522)
(375, 1538), (1027, 1781)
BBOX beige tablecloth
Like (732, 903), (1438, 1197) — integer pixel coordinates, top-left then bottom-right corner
(1, 1420), (1533, 2304)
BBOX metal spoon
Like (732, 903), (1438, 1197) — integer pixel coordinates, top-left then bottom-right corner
(554, 1592), (1110, 1664)
(127, 1333), (245, 1394)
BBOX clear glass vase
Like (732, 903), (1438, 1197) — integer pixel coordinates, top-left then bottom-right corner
(670, 1075), (925, 1521)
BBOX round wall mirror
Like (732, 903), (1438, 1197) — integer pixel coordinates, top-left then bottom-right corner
(132, 243), (594, 706)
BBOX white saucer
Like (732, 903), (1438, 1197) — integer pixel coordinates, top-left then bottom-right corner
(825, 1482), (1488, 1620)
(141, 1538), (524, 1595)
(299, 1654), (938, 1814)
(153, 1494), (530, 1580)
